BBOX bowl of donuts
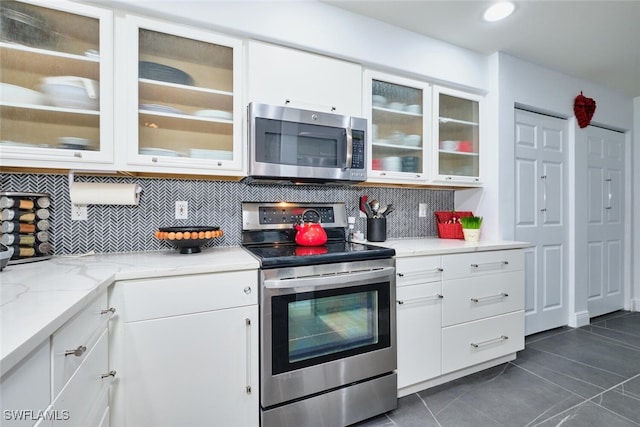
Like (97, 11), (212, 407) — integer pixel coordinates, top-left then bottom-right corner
(154, 226), (223, 254)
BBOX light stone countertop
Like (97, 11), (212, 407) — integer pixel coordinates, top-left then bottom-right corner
(368, 237), (531, 257)
(0, 238), (530, 377)
(0, 247), (259, 377)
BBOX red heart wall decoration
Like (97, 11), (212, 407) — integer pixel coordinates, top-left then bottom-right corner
(574, 91), (596, 128)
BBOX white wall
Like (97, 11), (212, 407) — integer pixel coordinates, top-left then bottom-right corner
(493, 52), (636, 325)
(634, 97), (640, 311)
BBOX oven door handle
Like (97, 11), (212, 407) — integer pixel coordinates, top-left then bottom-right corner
(264, 266), (394, 290)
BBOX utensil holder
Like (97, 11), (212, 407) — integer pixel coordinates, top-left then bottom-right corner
(367, 218), (387, 242)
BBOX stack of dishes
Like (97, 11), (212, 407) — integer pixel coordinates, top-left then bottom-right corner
(139, 61), (194, 86)
(139, 148), (181, 157)
(194, 109), (233, 120)
(58, 137), (93, 150)
(40, 76), (99, 110)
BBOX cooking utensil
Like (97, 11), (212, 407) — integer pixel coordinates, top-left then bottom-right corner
(383, 204), (395, 217)
(294, 209), (328, 246)
(369, 199), (380, 217)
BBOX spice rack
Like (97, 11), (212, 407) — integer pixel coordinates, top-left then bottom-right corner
(0, 191), (53, 264)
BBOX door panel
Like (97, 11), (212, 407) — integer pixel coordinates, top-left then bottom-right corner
(514, 109), (568, 335)
(586, 126), (625, 317)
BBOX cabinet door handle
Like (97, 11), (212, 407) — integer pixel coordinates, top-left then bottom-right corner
(65, 345), (87, 357)
(397, 267), (443, 278)
(470, 335), (508, 348)
(245, 318), (252, 394)
(470, 292), (509, 303)
(101, 307), (116, 315)
(100, 370), (117, 379)
(470, 261), (508, 268)
(397, 294), (443, 305)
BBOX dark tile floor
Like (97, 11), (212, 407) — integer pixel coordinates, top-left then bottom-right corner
(356, 311), (640, 427)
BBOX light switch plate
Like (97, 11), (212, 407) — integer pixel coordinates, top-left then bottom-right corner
(175, 201), (188, 219)
(419, 203), (428, 218)
(72, 204), (87, 221)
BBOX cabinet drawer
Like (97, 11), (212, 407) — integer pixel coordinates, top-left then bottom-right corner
(442, 271), (524, 327)
(122, 270), (257, 322)
(52, 329), (111, 426)
(396, 256), (442, 287)
(442, 311), (524, 374)
(52, 291), (111, 396)
(442, 250), (524, 280)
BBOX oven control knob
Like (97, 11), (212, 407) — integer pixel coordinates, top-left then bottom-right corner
(244, 286), (252, 295)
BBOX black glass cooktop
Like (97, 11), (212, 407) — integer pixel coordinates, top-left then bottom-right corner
(243, 241), (395, 268)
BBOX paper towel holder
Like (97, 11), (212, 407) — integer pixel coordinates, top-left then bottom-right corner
(68, 170), (143, 206)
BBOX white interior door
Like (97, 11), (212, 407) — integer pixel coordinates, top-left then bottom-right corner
(586, 126), (625, 318)
(514, 109), (568, 335)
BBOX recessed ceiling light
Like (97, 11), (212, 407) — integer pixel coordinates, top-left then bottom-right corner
(483, 1), (515, 22)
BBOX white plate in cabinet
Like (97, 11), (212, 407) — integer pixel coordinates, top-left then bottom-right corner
(441, 311), (524, 374)
(51, 292), (112, 396)
(441, 250), (524, 281)
(51, 329), (112, 426)
(122, 271), (257, 322)
(396, 256), (442, 287)
(396, 282), (442, 390)
(442, 271), (524, 327)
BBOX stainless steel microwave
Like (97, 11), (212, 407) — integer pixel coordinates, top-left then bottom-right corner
(247, 102), (367, 185)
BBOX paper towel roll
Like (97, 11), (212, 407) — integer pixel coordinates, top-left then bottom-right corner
(70, 183), (141, 205)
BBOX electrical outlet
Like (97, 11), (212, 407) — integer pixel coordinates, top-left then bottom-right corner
(418, 203), (429, 218)
(72, 204), (87, 221)
(175, 201), (188, 219)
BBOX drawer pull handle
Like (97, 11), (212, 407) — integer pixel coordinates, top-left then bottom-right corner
(471, 335), (509, 348)
(244, 286), (252, 295)
(101, 307), (116, 315)
(397, 267), (443, 278)
(470, 292), (509, 303)
(470, 261), (509, 268)
(101, 370), (117, 379)
(245, 318), (252, 394)
(65, 345), (87, 357)
(397, 294), (443, 305)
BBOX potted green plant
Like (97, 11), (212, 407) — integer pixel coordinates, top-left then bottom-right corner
(459, 216), (483, 242)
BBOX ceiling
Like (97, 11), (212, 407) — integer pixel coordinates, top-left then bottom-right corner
(322, 0), (640, 97)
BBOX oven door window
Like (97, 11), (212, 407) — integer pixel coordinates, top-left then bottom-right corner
(271, 282), (391, 375)
(255, 118), (345, 168)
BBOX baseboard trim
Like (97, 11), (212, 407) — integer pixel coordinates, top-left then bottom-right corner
(631, 298), (640, 312)
(569, 310), (590, 328)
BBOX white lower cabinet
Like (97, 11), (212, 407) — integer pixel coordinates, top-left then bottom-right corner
(395, 249), (525, 396)
(109, 270), (259, 427)
(0, 340), (51, 427)
(395, 256), (443, 396)
(396, 282), (442, 390)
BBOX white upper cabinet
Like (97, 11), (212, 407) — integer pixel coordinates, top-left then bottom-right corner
(119, 15), (244, 175)
(0, 0), (114, 169)
(432, 86), (482, 185)
(364, 70), (431, 184)
(246, 40), (362, 117)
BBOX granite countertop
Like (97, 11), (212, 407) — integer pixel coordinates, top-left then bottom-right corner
(0, 247), (259, 377)
(0, 238), (530, 377)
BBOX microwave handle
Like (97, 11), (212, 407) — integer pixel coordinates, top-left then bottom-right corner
(344, 127), (353, 170)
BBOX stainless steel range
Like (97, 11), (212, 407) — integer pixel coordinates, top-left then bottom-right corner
(241, 202), (397, 427)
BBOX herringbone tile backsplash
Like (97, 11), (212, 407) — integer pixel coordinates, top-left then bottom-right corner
(1, 173), (453, 255)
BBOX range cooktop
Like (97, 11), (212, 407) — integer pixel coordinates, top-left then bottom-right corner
(241, 202), (395, 268)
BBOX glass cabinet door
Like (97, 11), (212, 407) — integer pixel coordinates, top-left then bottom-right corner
(433, 86), (482, 184)
(365, 71), (430, 183)
(124, 16), (243, 175)
(0, 0), (113, 168)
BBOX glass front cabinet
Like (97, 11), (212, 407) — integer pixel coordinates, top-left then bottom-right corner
(432, 86), (482, 185)
(0, 0), (114, 169)
(364, 71), (430, 184)
(121, 15), (243, 176)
